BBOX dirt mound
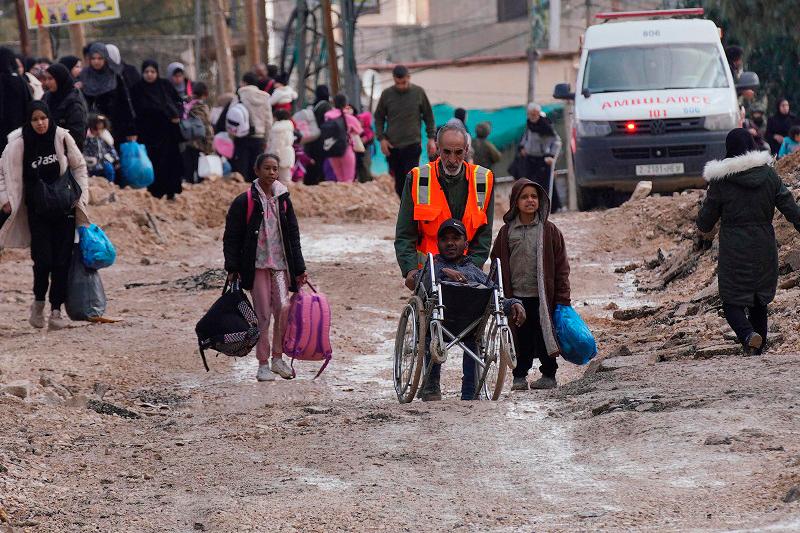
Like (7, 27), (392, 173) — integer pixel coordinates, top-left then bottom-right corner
(599, 157), (800, 356)
(84, 175), (399, 257)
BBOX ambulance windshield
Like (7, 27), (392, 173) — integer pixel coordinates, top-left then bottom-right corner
(583, 43), (730, 94)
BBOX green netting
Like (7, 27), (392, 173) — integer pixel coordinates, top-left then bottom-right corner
(370, 102), (564, 174)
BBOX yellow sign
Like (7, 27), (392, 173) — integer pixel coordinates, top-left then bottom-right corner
(26, 0), (120, 29)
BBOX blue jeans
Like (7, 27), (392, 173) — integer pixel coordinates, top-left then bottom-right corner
(426, 338), (479, 400)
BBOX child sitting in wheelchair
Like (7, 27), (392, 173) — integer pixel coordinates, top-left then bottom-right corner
(413, 219), (526, 401)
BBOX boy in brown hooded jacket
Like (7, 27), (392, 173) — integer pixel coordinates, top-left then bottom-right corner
(490, 178), (571, 390)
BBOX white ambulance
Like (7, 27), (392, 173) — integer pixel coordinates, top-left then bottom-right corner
(553, 9), (759, 209)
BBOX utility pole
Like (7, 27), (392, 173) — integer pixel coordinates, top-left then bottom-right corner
(15, 0), (30, 57)
(526, 0), (539, 104)
(257, 3), (269, 65)
(68, 24), (86, 58)
(295, 0), (307, 107)
(244, 0), (261, 68)
(548, 0), (560, 51)
(194, 0), (202, 81)
(320, 0), (340, 94)
(340, 0), (360, 108)
(37, 27), (53, 60)
(210, 0), (235, 94)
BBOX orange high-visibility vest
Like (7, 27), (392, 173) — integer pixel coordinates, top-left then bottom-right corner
(410, 159), (493, 267)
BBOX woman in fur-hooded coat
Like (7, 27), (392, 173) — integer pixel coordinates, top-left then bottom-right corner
(697, 128), (800, 352)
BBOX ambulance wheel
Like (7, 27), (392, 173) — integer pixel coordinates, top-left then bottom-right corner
(394, 296), (425, 403)
(476, 317), (507, 401)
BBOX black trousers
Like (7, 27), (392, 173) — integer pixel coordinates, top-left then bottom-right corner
(723, 303), (768, 345)
(514, 297), (558, 378)
(233, 137), (265, 183)
(388, 143), (422, 197)
(28, 212), (75, 309)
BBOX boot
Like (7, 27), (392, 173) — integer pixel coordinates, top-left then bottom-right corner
(48, 308), (70, 330)
(29, 301), (46, 329)
(511, 376), (529, 391)
(743, 332), (763, 356)
(420, 374), (442, 402)
(530, 375), (557, 390)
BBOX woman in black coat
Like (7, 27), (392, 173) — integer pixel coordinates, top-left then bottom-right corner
(130, 60), (184, 199)
(765, 98), (799, 155)
(79, 43), (136, 143)
(0, 47), (33, 154)
(697, 128), (800, 355)
(42, 63), (88, 151)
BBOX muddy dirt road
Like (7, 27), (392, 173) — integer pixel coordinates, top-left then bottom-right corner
(1, 209), (799, 532)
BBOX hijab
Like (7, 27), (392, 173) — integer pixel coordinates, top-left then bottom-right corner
(767, 99), (797, 137)
(133, 60), (180, 119)
(22, 101), (60, 185)
(166, 62), (187, 94)
(105, 44), (124, 75)
(0, 47), (16, 76)
(44, 63), (74, 108)
(58, 55), (80, 74)
(79, 43), (117, 97)
(314, 84), (330, 104)
(725, 128), (758, 158)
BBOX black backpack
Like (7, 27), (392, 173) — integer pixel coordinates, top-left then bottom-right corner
(195, 279), (260, 371)
(318, 114), (348, 157)
(29, 138), (82, 218)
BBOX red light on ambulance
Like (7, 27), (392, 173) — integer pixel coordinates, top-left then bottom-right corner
(625, 122), (637, 133)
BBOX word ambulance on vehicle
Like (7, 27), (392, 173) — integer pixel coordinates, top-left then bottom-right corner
(553, 8), (759, 210)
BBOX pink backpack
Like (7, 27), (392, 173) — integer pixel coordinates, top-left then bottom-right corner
(283, 282), (332, 378)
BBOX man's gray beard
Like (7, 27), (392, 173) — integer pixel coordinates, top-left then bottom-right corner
(443, 162), (463, 176)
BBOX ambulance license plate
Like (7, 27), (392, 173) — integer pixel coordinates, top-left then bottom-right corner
(635, 163), (684, 176)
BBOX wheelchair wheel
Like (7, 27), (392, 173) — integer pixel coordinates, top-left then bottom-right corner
(476, 316), (508, 401)
(394, 296), (425, 403)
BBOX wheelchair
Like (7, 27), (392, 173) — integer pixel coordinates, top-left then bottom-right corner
(393, 253), (517, 403)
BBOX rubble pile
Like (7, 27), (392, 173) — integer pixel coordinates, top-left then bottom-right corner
(598, 153), (800, 362)
(82, 174), (400, 256)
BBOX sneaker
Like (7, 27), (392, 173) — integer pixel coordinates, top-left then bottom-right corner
(48, 309), (69, 330)
(511, 377), (529, 391)
(743, 332), (763, 356)
(29, 301), (45, 329)
(420, 375), (442, 402)
(270, 357), (295, 380)
(256, 364), (276, 382)
(530, 375), (557, 390)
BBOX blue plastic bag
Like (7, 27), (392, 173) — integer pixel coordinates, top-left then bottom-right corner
(78, 224), (117, 270)
(102, 160), (115, 183)
(120, 142), (154, 189)
(554, 304), (597, 365)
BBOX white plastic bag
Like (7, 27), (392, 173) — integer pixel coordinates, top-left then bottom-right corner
(198, 154), (223, 178)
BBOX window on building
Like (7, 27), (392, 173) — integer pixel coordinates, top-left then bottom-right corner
(357, 0), (380, 15)
(497, 0), (527, 22)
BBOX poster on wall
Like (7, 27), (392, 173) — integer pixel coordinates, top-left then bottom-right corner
(25, 0), (120, 29)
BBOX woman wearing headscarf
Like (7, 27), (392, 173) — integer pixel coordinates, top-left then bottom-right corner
(765, 98), (799, 155)
(166, 62), (192, 103)
(131, 60), (184, 199)
(0, 101), (90, 329)
(697, 128), (800, 355)
(57, 55), (82, 81)
(323, 93), (363, 183)
(79, 43), (136, 143)
(0, 47), (33, 154)
(510, 103), (563, 211)
(303, 84), (332, 185)
(42, 63), (88, 150)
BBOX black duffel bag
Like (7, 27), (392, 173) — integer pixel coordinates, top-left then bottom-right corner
(30, 138), (82, 218)
(195, 279), (260, 371)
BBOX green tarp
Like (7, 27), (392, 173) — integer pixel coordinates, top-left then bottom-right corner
(370, 102), (564, 174)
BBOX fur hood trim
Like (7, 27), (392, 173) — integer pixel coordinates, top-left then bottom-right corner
(703, 150), (774, 182)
